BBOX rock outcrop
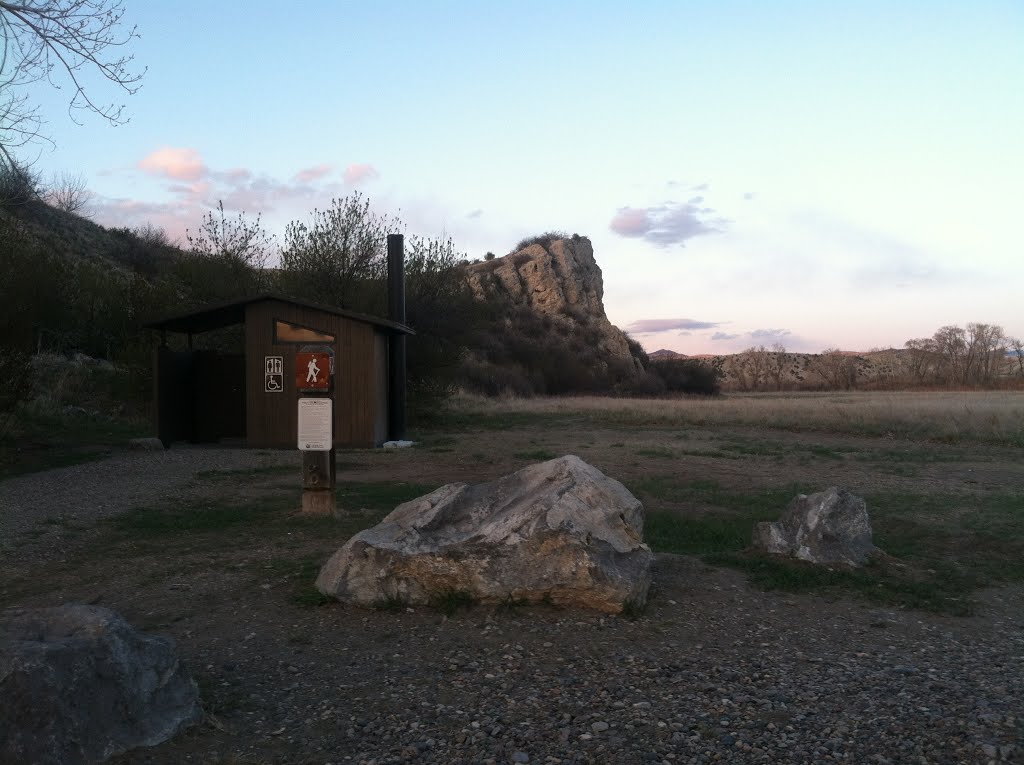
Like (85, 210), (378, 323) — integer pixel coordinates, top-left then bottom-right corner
(465, 236), (639, 372)
(316, 455), (653, 613)
(0, 604), (202, 765)
(752, 487), (876, 567)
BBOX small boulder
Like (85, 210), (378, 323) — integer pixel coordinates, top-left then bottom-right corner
(0, 604), (202, 765)
(316, 455), (653, 613)
(752, 486), (876, 567)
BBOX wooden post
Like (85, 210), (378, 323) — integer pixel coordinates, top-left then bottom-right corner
(301, 449), (335, 515)
(296, 346), (336, 516)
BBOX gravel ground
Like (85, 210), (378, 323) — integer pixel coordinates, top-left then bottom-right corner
(110, 557), (1024, 765)
(0, 446), (293, 564)
(3, 447), (1023, 764)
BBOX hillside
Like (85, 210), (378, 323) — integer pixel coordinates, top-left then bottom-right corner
(650, 347), (1021, 391)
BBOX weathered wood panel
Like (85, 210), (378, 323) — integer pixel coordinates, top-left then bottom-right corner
(245, 299), (380, 448)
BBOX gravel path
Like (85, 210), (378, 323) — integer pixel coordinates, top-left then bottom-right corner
(113, 557), (1024, 765)
(0, 446), (293, 564)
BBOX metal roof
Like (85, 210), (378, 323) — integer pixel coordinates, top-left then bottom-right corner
(143, 293), (414, 335)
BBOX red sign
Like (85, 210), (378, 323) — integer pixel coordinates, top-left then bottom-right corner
(296, 352), (331, 391)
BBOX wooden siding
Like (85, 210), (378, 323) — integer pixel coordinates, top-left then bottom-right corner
(374, 332), (389, 445)
(245, 300), (380, 448)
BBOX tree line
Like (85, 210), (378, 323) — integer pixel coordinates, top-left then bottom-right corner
(723, 325), (1021, 393)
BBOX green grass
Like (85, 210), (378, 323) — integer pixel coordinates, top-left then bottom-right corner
(373, 594), (409, 612)
(335, 481), (435, 512)
(430, 589), (476, 616)
(638, 477), (1024, 614)
(0, 406), (147, 479)
(631, 477), (809, 515)
(514, 449), (558, 461)
(634, 447), (676, 459)
(111, 497), (286, 537)
(193, 465), (296, 480)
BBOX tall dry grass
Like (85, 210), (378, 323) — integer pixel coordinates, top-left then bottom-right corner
(450, 391), (1024, 445)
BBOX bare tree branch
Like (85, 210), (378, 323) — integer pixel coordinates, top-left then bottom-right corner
(0, 0), (144, 165)
(42, 167), (90, 212)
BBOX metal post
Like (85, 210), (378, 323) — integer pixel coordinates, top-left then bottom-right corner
(387, 234), (407, 441)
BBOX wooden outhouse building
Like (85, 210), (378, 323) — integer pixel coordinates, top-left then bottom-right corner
(145, 294), (413, 448)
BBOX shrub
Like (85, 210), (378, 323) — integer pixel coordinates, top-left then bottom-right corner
(651, 358), (722, 395)
(513, 231), (572, 252)
(0, 160), (42, 207)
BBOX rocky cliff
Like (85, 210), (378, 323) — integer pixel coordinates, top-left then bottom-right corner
(464, 235), (638, 373)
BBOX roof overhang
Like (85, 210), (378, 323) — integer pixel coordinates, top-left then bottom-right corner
(144, 293), (414, 335)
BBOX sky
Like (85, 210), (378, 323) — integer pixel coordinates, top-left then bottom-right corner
(19, 0), (1024, 354)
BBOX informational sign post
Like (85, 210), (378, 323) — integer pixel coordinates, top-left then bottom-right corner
(297, 398), (332, 451)
(296, 344), (336, 516)
(296, 351), (331, 393)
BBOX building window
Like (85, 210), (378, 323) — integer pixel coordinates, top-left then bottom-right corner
(273, 319), (335, 344)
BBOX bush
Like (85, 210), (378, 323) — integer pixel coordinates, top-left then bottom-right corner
(0, 160), (42, 207)
(0, 348), (33, 436)
(513, 231), (572, 252)
(651, 358), (722, 395)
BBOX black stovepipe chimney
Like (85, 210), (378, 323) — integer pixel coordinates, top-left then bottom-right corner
(386, 234), (406, 441)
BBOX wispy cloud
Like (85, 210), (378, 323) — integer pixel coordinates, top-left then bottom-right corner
(750, 328), (792, 344)
(609, 199), (729, 247)
(343, 163), (379, 185)
(93, 147), (379, 241)
(294, 164), (333, 183)
(626, 318), (722, 334)
(711, 331), (740, 341)
(137, 147), (207, 182)
(466, 208), (483, 219)
(793, 211), (963, 289)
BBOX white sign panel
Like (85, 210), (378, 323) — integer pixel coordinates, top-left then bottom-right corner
(297, 398), (333, 451)
(264, 356), (283, 393)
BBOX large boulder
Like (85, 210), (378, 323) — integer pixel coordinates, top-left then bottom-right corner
(0, 604), (202, 765)
(464, 236), (639, 370)
(316, 455), (653, 613)
(752, 486), (876, 567)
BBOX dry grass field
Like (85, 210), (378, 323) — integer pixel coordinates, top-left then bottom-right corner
(448, 390), (1024, 446)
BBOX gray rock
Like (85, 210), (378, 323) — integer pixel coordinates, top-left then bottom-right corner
(316, 455), (653, 613)
(128, 437), (165, 451)
(752, 486), (876, 566)
(0, 604), (202, 765)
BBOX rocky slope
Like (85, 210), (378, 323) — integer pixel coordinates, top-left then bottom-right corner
(464, 235), (639, 375)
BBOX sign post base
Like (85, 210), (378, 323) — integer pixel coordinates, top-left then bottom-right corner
(299, 448), (336, 516)
(301, 488), (336, 516)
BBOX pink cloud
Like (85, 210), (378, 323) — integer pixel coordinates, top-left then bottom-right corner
(137, 147), (208, 182)
(343, 163), (379, 186)
(294, 164), (333, 183)
(609, 207), (652, 237)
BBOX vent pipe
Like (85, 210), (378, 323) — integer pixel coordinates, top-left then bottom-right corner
(386, 234), (407, 441)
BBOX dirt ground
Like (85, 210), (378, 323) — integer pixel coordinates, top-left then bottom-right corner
(2, 418), (1023, 764)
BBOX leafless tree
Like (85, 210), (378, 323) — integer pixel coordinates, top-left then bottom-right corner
(1010, 337), (1024, 378)
(186, 200), (275, 296)
(43, 169), (90, 213)
(132, 221), (169, 246)
(904, 337), (939, 384)
(0, 0), (144, 167)
(812, 348), (858, 390)
(965, 322), (1006, 385)
(766, 342), (787, 391)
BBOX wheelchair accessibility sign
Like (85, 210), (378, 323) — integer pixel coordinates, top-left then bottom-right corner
(264, 356), (284, 393)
